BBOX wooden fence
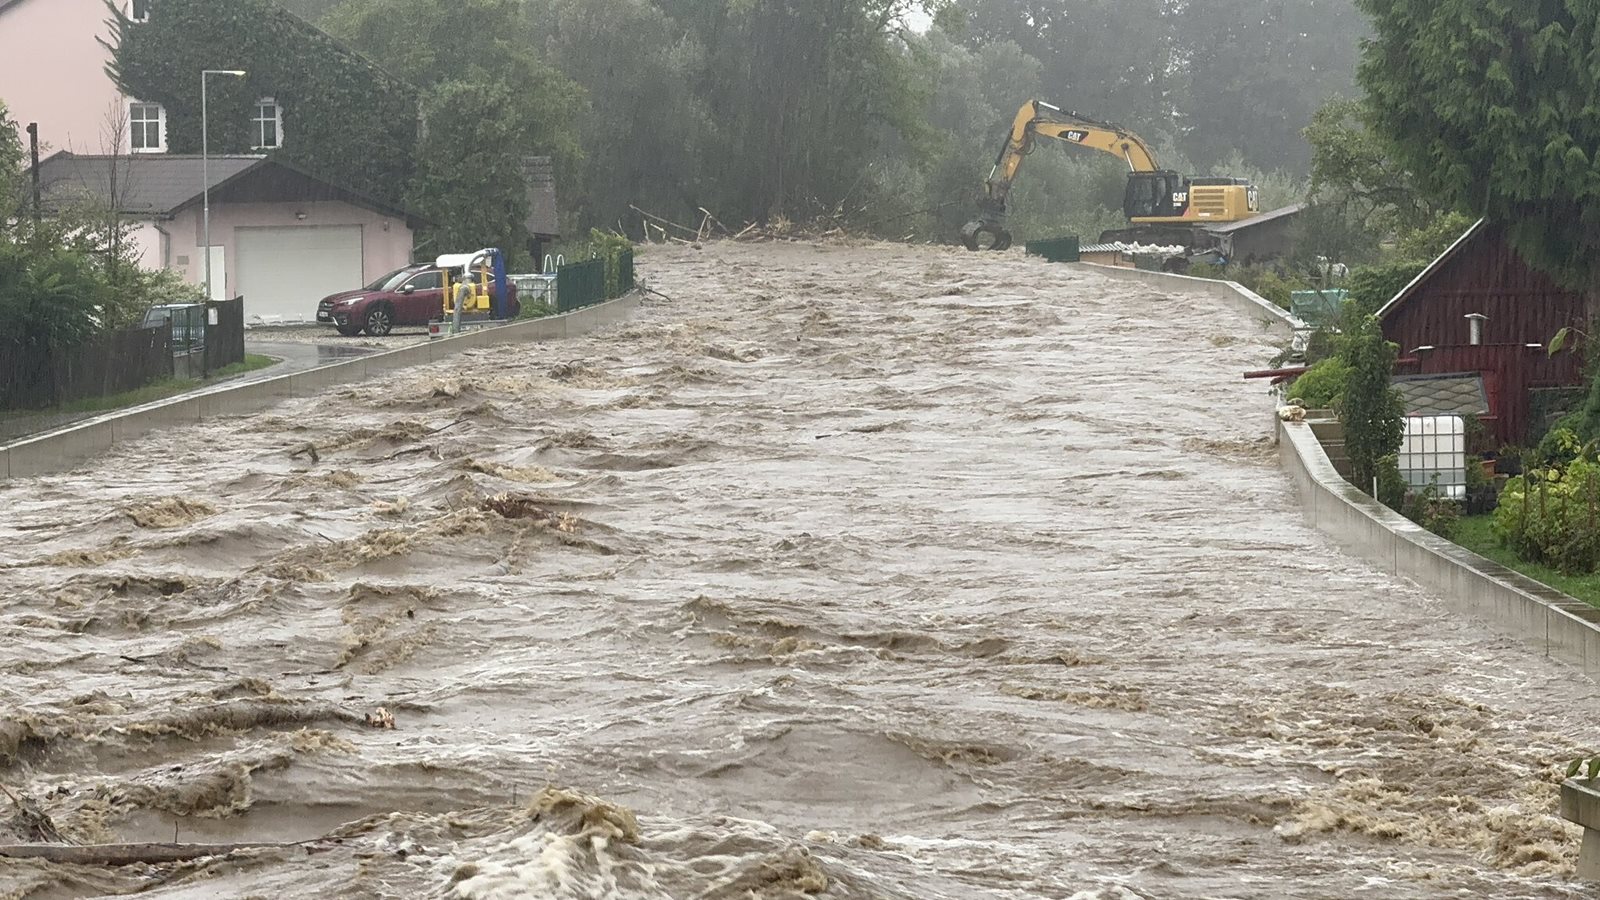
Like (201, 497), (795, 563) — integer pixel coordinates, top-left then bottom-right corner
(0, 324), (173, 411)
(0, 297), (246, 411)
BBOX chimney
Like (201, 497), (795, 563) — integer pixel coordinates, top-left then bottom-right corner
(1465, 313), (1487, 346)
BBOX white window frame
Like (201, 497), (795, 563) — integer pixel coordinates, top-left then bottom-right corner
(252, 98), (283, 150)
(128, 101), (165, 154)
(128, 0), (151, 23)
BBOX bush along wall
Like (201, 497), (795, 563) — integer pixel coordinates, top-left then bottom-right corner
(103, 0), (418, 205)
(1495, 455), (1600, 575)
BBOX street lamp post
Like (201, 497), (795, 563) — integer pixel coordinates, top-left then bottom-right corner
(201, 69), (246, 306)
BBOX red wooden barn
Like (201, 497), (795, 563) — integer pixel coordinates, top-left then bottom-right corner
(1377, 220), (1592, 447)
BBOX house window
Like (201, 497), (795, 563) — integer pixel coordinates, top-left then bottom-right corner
(129, 0), (151, 22)
(129, 102), (165, 153)
(252, 99), (282, 150)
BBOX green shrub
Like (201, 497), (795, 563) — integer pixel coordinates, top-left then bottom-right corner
(1287, 357), (1352, 409)
(1401, 477), (1461, 539)
(1344, 259), (1426, 316)
(1537, 426), (1587, 470)
(1247, 269), (1299, 310)
(1340, 315), (1406, 494)
(1376, 454), (1408, 509)
(585, 229), (634, 299)
(1494, 458), (1600, 574)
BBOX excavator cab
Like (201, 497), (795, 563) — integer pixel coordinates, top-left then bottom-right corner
(1123, 171), (1189, 220)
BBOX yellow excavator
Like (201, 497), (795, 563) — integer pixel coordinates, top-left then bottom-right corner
(962, 99), (1260, 253)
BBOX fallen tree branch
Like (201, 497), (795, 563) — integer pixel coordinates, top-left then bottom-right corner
(627, 205), (699, 238)
(697, 207), (732, 236)
(0, 840), (314, 866)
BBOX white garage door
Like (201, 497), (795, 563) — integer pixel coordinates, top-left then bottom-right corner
(235, 226), (364, 323)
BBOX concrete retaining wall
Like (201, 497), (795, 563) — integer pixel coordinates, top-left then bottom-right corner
(1077, 263), (1305, 336)
(1278, 417), (1600, 676)
(0, 292), (643, 481)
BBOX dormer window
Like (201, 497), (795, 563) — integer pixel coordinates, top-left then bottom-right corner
(129, 0), (151, 22)
(129, 101), (165, 153)
(252, 98), (283, 150)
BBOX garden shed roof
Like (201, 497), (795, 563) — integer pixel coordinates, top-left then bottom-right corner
(1392, 372), (1490, 419)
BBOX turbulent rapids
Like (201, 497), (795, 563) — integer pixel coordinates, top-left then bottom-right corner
(1, 241), (1597, 898)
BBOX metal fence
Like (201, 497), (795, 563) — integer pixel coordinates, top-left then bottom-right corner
(556, 249), (636, 313)
(617, 249), (635, 295)
(1024, 236), (1080, 262)
(0, 324), (173, 411)
(204, 297), (246, 372)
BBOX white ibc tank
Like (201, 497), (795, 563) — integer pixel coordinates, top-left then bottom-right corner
(1398, 415), (1467, 500)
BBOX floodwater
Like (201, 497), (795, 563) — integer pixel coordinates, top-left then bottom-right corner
(1, 241), (1597, 899)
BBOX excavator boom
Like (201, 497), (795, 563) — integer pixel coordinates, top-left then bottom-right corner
(989, 101), (1162, 187)
(962, 99), (1258, 252)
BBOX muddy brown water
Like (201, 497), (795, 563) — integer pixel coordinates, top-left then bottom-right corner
(1, 242), (1597, 899)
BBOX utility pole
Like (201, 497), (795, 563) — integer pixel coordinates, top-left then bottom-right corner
(26, 123), (40, 226)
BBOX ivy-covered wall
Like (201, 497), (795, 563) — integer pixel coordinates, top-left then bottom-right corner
(103, 0), (418, 205)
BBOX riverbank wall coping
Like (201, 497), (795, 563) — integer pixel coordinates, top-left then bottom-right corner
(0, 292), (643, 481)
(1278, 416), (1600, 677)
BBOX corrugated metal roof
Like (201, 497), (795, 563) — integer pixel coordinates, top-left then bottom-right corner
(1374, 218), (1488, 321)
(1205, 203), (1306, 234)
(521, 155), (559, 239)
(37, 153), (262, 216)
(1392, 372), (1490, 418)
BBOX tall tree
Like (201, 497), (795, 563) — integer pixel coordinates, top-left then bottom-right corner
(322, 0), (582, 257)
(526, 0), (714, 232)
(0, 104), (23, 223)
(1357, 0), (1600, 290)
(1173, 0), (1365, 173)
(955, 0), (1181, 143)
(655, 0), (932, 222)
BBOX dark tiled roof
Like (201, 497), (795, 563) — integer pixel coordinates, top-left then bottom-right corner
(1392, 372), (1490, 418)
(521, 155), (558, 238)
(36, 153), (262, 216)
(34, 152), (420, 223)
(1206, 203), (1306, 234)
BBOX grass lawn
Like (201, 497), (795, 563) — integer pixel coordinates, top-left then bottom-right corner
(55, 354), (279, 415)
(3, 352), (276, 422)
(1453, 513), (1600, 608)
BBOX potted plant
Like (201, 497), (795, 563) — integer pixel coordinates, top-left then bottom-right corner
(1497, 446), (1526, 476)
(1464, 460), (1498, 515)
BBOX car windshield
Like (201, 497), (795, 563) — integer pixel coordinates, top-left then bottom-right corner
(365, 267), (416, 292)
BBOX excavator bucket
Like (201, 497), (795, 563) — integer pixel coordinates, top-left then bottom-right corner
(961, 220), (1012, 252)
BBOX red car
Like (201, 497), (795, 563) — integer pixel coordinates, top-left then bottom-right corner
(316, 265), (519, 336)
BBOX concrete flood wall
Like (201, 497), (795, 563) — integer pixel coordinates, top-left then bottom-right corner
(1077, 263), (1305, 336)
(1072, 264), (1600, 672)
(1278, 418), (1600, 677)
(0, 292), (643, 481)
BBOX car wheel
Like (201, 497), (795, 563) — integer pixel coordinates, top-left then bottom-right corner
(336, 323), (363, 337)
(364, 304), (394, 336)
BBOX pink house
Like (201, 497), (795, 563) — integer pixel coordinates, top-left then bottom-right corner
(0, 0), (418, 323)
